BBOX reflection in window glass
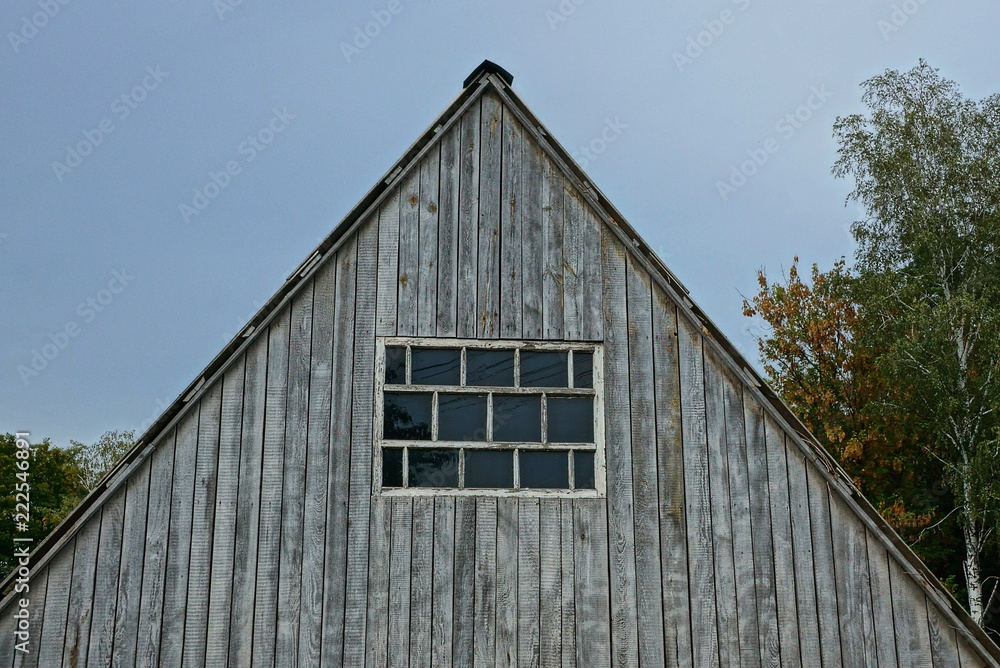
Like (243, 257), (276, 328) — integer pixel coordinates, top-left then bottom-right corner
(409, 449), (459, 488)
(574, 451), (595, 489)
(383, 393), (433, 440)
(385, 346), (407, 384)
(410, 348), (461, 385)
(383, 448), (404, 487)
(547, 396), (594, 443)
(465, 450), (514, 488)
(466, 349), (515, 386)
(520, 451), (570, 489)
(492, 395), (541, 442)
(438, 394), (488, 441)
(520, 351), (568, 387)
(573, 352), (593, 389)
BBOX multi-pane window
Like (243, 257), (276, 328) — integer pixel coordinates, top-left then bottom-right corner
(374, 338), (604, 497)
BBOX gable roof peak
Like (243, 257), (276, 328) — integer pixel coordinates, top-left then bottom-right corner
(463, 59), (514, 89)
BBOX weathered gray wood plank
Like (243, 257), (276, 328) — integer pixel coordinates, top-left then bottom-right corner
(14, 565), (46, 668)
(625, 257), (666, 668)
(958, 635), (988, 668)
(158, 408), (199, 666)
(866, 529), (900, 667)
(365, 497), (392, 668)
(275, 282), (314, 665)
(228, 334), (267, 666)
(388, 498), (413, 668)
(475, 498), (498, 667)
(743, 400), (780, 666)
(250, 308), (290, 668)
(112, 454), (152, 667)
(517, 498), (540, 668)
(829, 482), (877, 666)
(86, 485), (126, 666)
(342, 216), (379, 663)
(521, 136), (545, 339)
(409, 497), (434, 666)
(889, 553), (933, 666)
(541, 158), (564, 341)
(580, 198), (604, 341)
(36, 539), (73, 667)
(677, 313), (719, 667)
(602, 228), (640, 668)
(0, 600), (14, 668)
(320, 239), (358, 667)
(477, 92), (502, 339)
(573, 499), (611, 666)
(418, 145), (440, 337)
(205, 358), (245, 667)
(721, 374), (761, 667)
(560, 499), (577, 668)
(437, 125), (461, 338)
(136, 433), (176, 666)
(61, 516), (99, 667)
(182, 385), (221, 668)
(650, 287), (693, 666)
(456, 99), (481, 340)
(927, 596), (962, 668)
(299, 257), (337, 667)
(398, 167), (420, 337)
(453, 497), (477, 667)
(500, 108), (523, 339)
(784, 442), (822, 665)
(495, 498), (519, 666)
(805, 464), (844, 668)
(562, 190), (585, 342)
(376, 187), (401, 338)
(538, 499), (561, 668)
(432, 497), (456, 667)
(704, 352), (738, 668)
(763, 416), (801, 666)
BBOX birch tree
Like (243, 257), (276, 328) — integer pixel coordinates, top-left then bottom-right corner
(833, 60), (1000, 623)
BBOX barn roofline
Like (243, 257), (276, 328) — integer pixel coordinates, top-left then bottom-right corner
(5, 60), (999, 664)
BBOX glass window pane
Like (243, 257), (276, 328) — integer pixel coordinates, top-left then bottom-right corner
(383, 393), (433, 440)
(466, 349), (515, 386)
(409, 449), (459, 488)
(438, 394), (488, 441)
(410, 348), (461, 385)
(493, 395), (541, 442)
(573, 351), (593, 389)
(382, 448), (404, 487)
(385, 346), (407, 384)
(520, 450), (570, 489)
(465, 450), (514, 488)
(520, 351), (568, 388)
(574, 451), (595, 489)
(547, 396), (594, 443)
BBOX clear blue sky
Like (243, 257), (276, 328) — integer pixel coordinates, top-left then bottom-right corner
(3, 0), (999, 447)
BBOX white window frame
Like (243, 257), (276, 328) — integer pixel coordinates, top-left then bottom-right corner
(372, 337), (606, 498)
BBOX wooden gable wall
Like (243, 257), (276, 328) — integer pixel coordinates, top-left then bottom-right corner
(0, 80), (995, 667)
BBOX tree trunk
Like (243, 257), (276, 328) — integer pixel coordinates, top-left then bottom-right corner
(962, 514), (984, 624)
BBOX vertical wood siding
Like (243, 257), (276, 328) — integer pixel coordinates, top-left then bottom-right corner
(4, 85), (995, 668)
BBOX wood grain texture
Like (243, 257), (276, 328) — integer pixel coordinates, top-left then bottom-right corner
(866, 529), (901, 667)
(136, 434), (176, 666)
(36, 539), (73, 667)
(829, 484), (877, 666)
(477, 93), (502, 339)
(15, 565), (46, 668)
(560, 499), (577, 668)
(784, 443), (822, 665)
(229, 334), (267, 666)
(158, 409), (199, 666)
(61, 516), (99, 668)
(602, 228), (639, 668)
(538, 500), (562, 668)
(927, 596), (962, 668)
(495, 498), (519, 667)
(398, 167), (420, 338)
(453, 497), (477, 667)
(651, 288), (693, 666)
(456, 99), (481, 340)
(320, 239), (358, 667)
(432, 497), (456, 667)
(388, 499), (413, 668)
(437, 126), (461, 338)
(376, 188), (401, 339)
(806, 465), (845, 668)
(540, 155), (564, 340)
(517, 498), (540, 668)
(573, 500), (611, 666)
(678, 312), (719, 667)
(112, 454), (152, 667)
(365, 497), (392, 668)
(890, 553), (933, 667)
(475, 498), (498, 667)
(409, 497), (434, 666)
(418, 145), (440, 337)
(499, 107), (524, 339)
(520, 135), (545, 339)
